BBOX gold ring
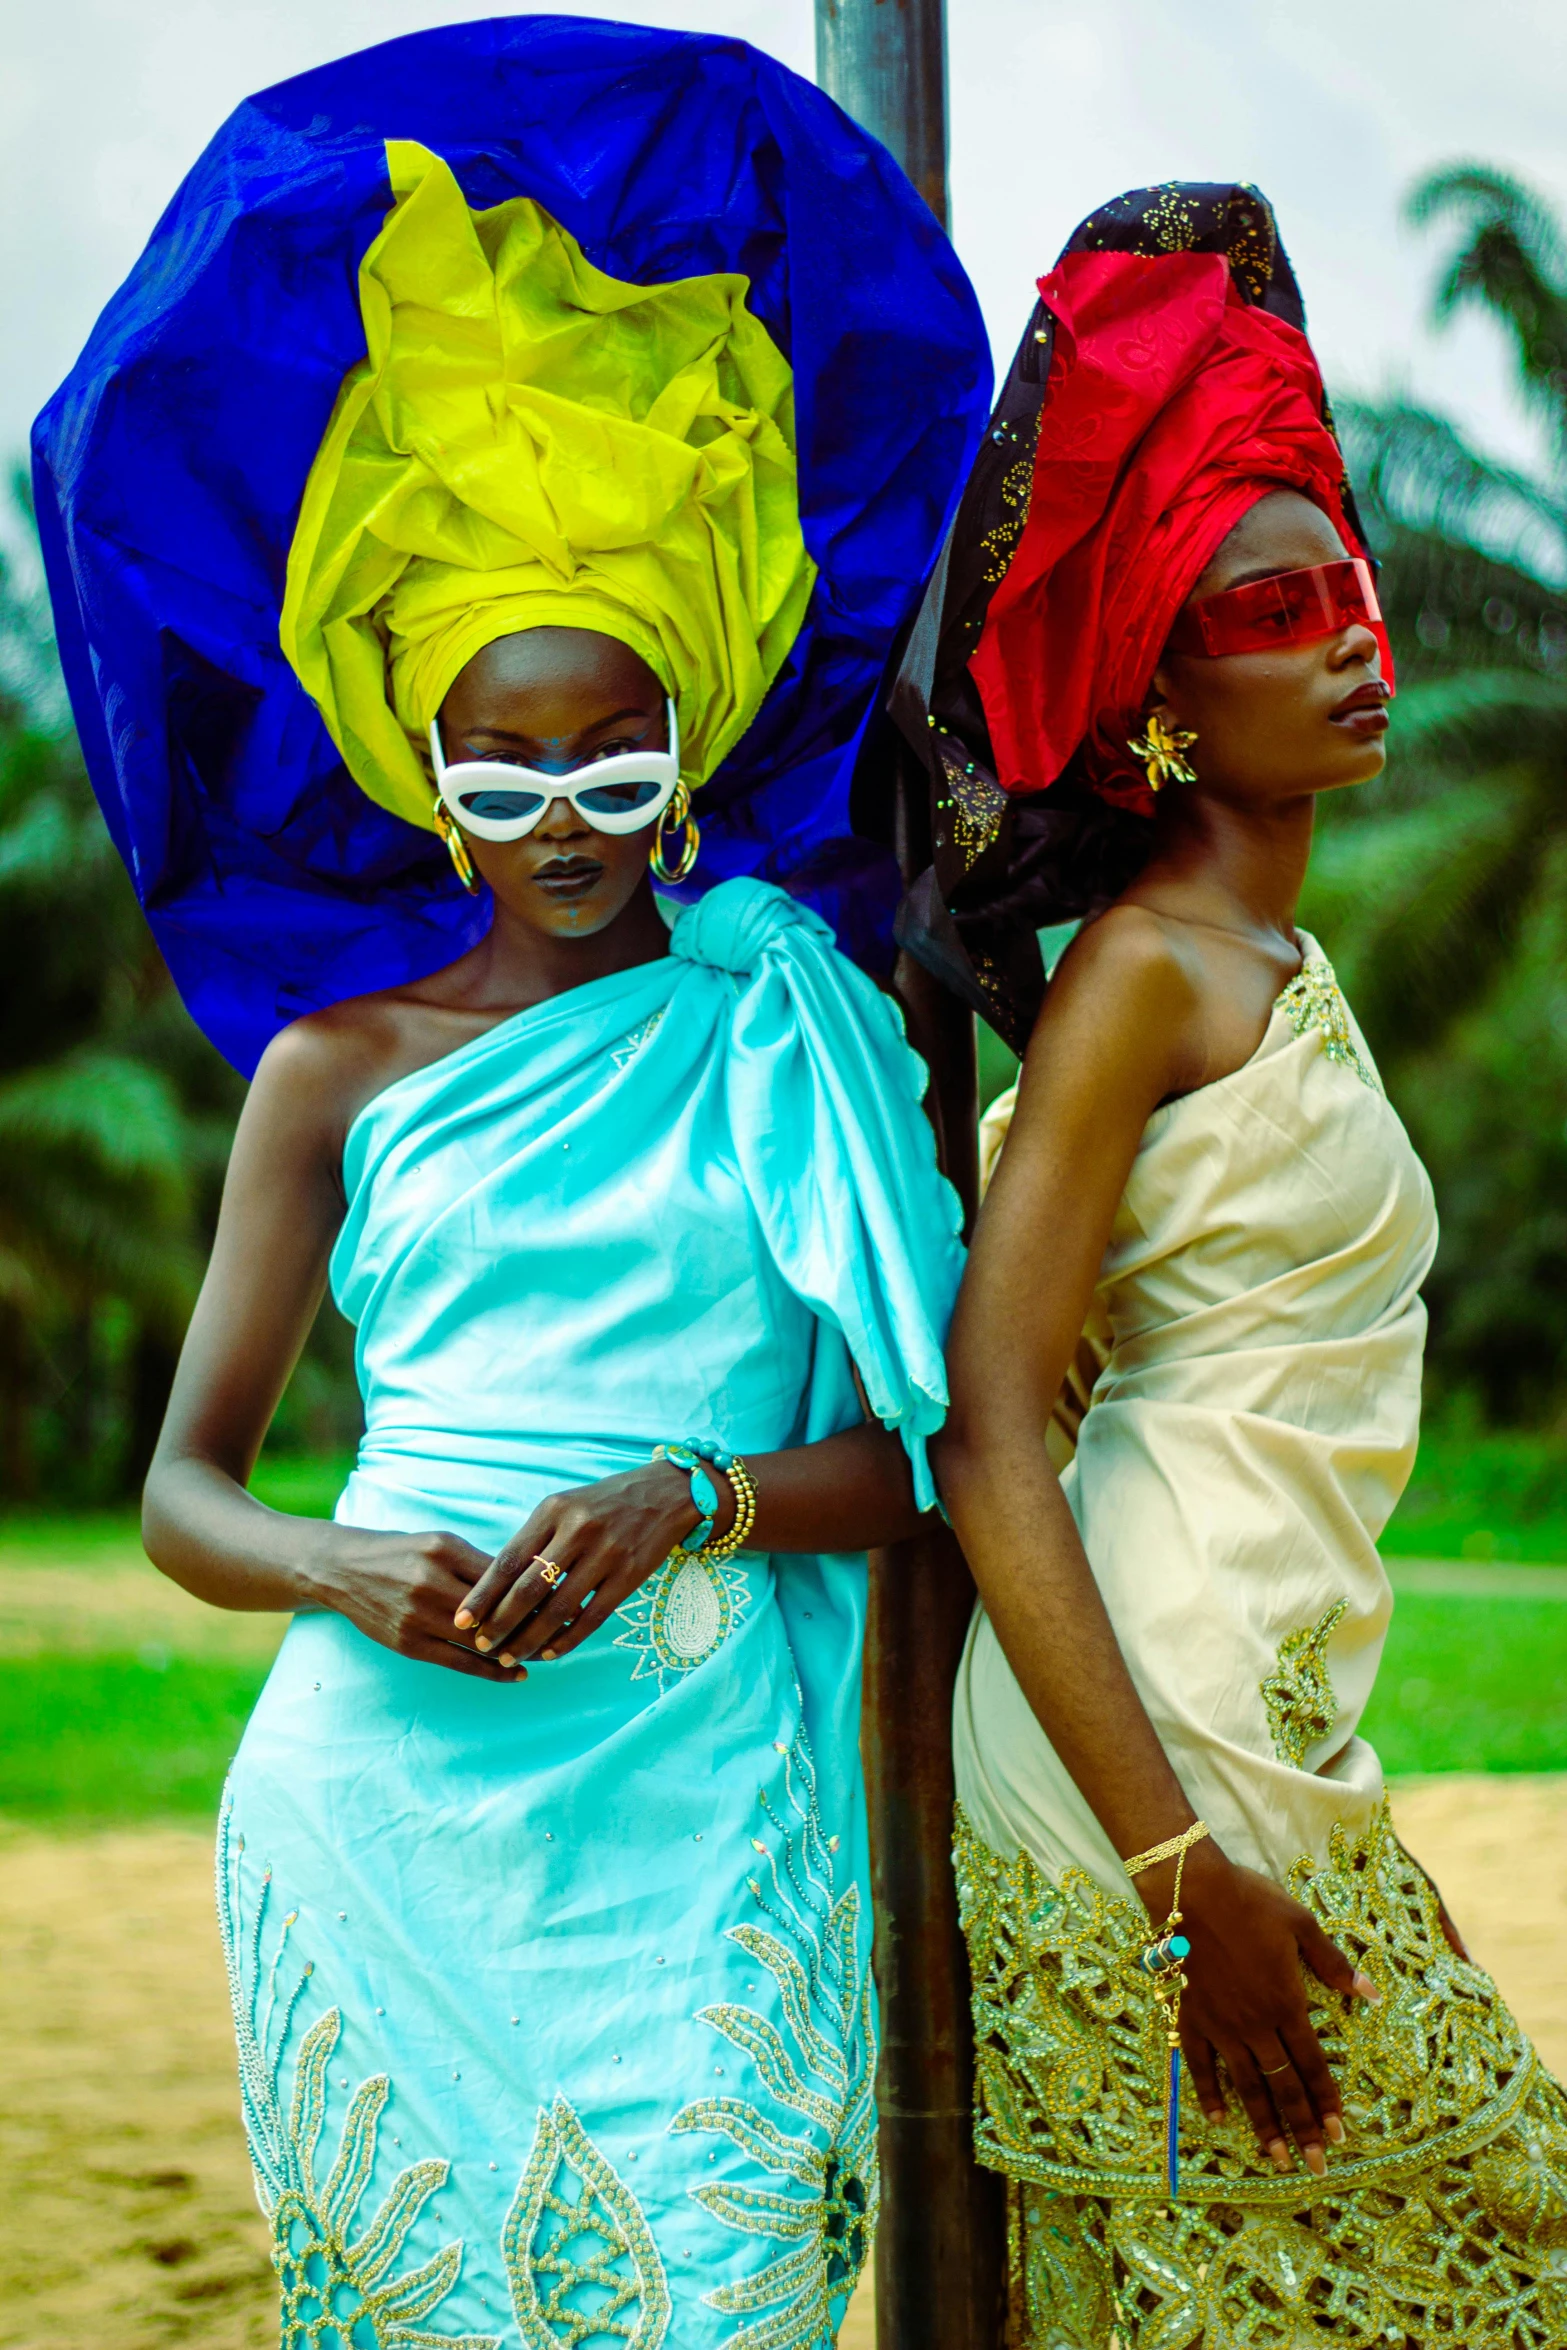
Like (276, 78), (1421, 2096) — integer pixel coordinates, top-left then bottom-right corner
(533, 1555), (567, 1588)
(1260, 2060), (1292, 2076)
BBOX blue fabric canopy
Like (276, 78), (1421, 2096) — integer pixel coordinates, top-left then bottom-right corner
(33, 15), (990, 1073)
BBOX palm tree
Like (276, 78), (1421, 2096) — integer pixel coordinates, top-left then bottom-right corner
(1303, 168), (1567, 1420)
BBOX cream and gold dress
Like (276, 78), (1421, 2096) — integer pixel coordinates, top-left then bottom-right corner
(953, 942), (1567, 2349)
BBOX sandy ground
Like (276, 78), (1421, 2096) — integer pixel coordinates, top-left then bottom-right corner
(2, 1779), (1563, 2350)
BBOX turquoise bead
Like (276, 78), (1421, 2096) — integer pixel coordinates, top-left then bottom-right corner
(660, 1437), (723, 1552)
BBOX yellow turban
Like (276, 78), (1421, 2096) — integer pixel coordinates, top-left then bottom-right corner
(280, 141), (816, 830)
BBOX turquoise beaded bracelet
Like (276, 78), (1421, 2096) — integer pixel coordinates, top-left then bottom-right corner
(653, 1437), (735, 1553)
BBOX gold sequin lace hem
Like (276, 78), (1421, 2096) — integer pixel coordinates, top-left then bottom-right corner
(955, 1802), (1567, 2347)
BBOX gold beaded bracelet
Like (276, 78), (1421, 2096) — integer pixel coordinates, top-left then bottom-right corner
(700, 1452), (757, 1563)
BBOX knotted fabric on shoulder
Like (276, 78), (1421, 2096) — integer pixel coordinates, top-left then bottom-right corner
(672, 877), (963, 1506)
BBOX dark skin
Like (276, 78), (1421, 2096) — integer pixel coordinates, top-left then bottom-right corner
(936, 492), (1464, 2185)
(142, 625), (924, 1683)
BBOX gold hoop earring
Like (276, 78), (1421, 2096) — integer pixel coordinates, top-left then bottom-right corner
(650, 781), (700, 884)
(1126, 712), (1198, 792)
(433, 799), (481, 893)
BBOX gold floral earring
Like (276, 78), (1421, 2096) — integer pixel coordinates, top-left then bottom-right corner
(433, 799), (481, 893)
(1126, 711), (1198, 792)
(650, 780), (700, 883)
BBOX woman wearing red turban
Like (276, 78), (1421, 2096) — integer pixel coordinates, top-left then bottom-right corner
(896, 186), (1565, 2347)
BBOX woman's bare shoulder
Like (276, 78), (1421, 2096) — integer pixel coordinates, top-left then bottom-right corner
(982, 909), (1206, 1183)
(971, 911), (1209, 1295)
(246, 976), (492, 1156)
(1044, 902), (1300, 1099)
(1031, 905), (1204, 1067)
(252, 991), (409, 1119)
(1058, 899), (1204, 984)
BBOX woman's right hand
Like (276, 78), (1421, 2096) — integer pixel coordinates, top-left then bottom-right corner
(315, 1525), (523, 1681)
(1153, 1838), (1379, 2173)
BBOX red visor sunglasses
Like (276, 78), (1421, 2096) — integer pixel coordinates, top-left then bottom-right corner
(1165, 557), (1386, 660)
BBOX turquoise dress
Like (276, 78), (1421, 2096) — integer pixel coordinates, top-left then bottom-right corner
(219, 880), (964, 2350)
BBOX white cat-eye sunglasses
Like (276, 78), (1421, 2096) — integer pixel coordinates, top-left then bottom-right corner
(428, 699), (681, 841)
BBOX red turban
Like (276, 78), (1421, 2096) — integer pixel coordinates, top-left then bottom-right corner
(969, 247), (1359, 816)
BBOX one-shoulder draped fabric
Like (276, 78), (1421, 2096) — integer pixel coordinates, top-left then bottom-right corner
(957, 940), (1434, 1894)
(953, 944), (1567, 2350)
(221, 879), (963, 2350)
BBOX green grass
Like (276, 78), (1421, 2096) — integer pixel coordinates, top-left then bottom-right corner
(1381, 1421), (1567, 1563)
(247, 1450), (355, 1519)
(0, 1653), (270, 1821)
(0, 1585), (1560, 1823)
(0, 1445), (1561, 1823)
(0, 1445), (347, 1822)
(1362, 1591), (1567, 1773)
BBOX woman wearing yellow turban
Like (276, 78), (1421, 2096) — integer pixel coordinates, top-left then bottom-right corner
(280, 142), (817, 863)
(117, 36), (975, 2350)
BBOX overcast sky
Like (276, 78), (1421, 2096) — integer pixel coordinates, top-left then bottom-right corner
(6, 0), (1567, 496)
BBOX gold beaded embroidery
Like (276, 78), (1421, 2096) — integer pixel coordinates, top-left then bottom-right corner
(970, 948), (1014, 1034)
(1139, 184), (1202, 256)
(935, 740), (1009, 867)
(978, 414), (1042, 589)
(672, 1728), (877, 2347)
(1077, 182), (1277, 306)
(1276, 955), (1382, 1091)
(217, 1805), (499, 2350)
(613, 1554), (752, 1691)
(1261, 1596), (1350, 1769)
(1217, 185), (1278, 306)
(503, 2099), (671, 2349)
(955, 1800), (1567, 2347)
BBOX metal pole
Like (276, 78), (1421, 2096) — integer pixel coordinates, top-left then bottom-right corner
(815, 0), (949, 222)
(815, 7), (1005, 2343)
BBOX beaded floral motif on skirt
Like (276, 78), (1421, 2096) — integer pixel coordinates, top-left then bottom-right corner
(503, 2099), (671, 2349)
(613, 1554), (752, 1693)
(217, 1801), (500, 2349)
(671, 1725), (878, 2349)
(954, 1801), (1567, 2347)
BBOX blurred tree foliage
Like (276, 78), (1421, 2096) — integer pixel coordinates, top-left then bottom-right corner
(0, 470), (356, 1501)
(1305, 165), (1567, 1425)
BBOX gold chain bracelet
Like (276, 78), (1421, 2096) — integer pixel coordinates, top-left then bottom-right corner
(1124, 1818), (1210, 1879)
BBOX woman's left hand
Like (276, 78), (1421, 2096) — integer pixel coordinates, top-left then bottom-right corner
(452, 1461), (711, 1665)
